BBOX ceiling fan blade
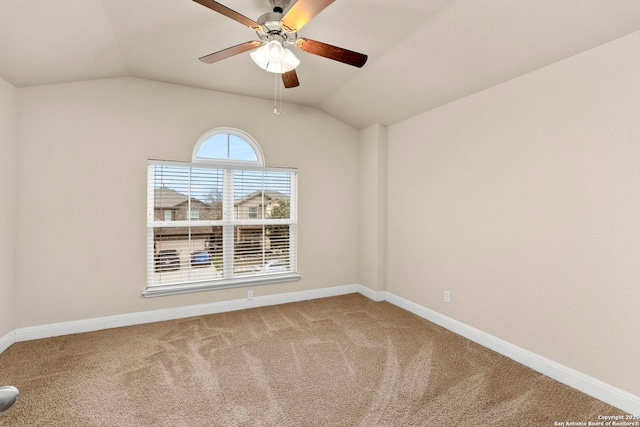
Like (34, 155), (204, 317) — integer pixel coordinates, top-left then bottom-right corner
(295, 38), (368, 68)
(282, 70), (300, 88)
(193, 0), (263, 31)
(280, 0), (335, 33)
(199, 41), (262, 64)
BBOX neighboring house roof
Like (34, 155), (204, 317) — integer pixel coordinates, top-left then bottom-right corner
(155, 187), (287, 209)
(154, 187), (205, 209)
(234, 191), (287, 206)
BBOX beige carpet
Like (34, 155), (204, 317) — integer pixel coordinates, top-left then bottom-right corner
(0, 294), (621, 426)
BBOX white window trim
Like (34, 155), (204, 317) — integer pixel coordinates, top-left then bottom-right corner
(192, 128), (265, 167)
(248, 206), (258, 219)
(143, 273), (300, 297)
(145, 159), (299, 298)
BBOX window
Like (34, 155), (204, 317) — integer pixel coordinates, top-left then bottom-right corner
(145, 129), (298, 297)
(193, 128), (264, 165)
(164, 210), (172, 221)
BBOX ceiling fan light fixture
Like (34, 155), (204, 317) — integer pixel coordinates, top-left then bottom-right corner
(250, 40), (299, 74)
(282, 48), (300, 71)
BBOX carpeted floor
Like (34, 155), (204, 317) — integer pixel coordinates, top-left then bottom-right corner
(0, 293), (623, 426)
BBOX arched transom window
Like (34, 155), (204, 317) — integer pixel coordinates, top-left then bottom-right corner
(193, 128), (264, 166)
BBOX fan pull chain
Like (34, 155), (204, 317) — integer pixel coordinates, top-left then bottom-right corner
(279, 76), (284, 114)
(273, 73), (277, 114)
(274, 73), (284, 115)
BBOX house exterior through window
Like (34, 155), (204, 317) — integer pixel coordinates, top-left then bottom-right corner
(145, 128), (298, 297)
(248, 206), (258, 219)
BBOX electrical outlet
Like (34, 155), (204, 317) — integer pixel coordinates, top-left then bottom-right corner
(444, 290), (451, 304)
(247, 290), (254, 300)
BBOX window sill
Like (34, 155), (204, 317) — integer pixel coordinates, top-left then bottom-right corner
(142, 273), (301, 298)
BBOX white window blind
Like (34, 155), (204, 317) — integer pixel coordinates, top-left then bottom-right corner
(145, 160), (298, 297)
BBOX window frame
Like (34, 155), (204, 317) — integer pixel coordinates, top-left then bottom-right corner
(145, 160), (299, 297)
(192, 128), (265, 167)
(248, 206), (259, 219)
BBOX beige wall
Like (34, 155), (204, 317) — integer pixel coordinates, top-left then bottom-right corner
(358, 123), (388, 291)
(387, 31), (640, 396)
(0, 77), (18, 338)
(15, 77), (360, 327)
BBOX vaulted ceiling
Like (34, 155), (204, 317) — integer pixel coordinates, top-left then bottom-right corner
(2, 0), (640, 129)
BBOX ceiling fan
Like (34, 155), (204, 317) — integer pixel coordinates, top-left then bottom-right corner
(193, 0), (368, 88)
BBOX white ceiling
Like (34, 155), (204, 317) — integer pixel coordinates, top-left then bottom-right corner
(1, 0), (640, 129)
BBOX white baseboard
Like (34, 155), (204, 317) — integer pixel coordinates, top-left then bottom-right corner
(12, 284), (362, 343)
(2, 284), (638, 415)
(0, 329), (15, 354)
(378, 290), (640, 417)
(354, 284), (385, 301)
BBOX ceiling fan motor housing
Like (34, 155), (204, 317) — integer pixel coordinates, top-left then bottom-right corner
(256, 12), (297, 46)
